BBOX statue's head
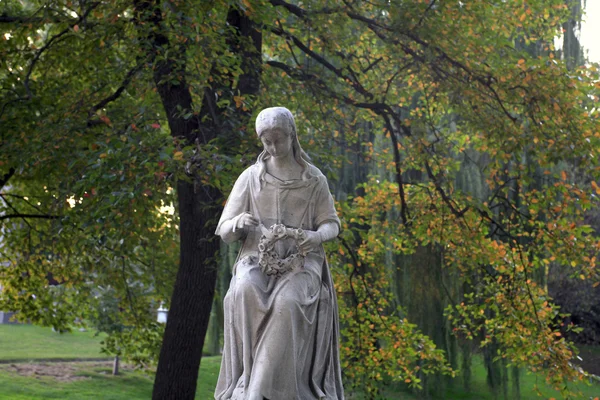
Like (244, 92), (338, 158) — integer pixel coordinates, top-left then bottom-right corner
(254, 106), (312, 181)
(255, 107), (297, 139)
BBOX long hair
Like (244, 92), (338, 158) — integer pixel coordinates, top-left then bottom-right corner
(255, 107), (314, 185)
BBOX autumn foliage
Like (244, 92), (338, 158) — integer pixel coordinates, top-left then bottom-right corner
(1, 0), (600, 398)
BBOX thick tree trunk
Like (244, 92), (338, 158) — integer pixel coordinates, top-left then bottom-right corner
(152, 179), (221, 399)
(133, 2), (261, 399)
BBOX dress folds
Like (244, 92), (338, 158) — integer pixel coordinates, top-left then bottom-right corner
(214, 163), (344, 400)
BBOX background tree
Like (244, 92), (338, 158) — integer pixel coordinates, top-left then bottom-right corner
(2, 0), (600, 399)
(255, 0), (600, 397)
(1, 0), (260, 398)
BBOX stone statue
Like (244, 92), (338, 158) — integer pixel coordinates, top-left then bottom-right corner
(214, 107), (344, 400)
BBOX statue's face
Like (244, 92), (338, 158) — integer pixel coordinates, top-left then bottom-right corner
(260, 128), (294, 160)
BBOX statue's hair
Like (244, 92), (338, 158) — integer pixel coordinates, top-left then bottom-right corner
(255, 107), (313, 183)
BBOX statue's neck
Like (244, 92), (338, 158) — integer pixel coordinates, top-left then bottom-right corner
(265, 155), (303, 181)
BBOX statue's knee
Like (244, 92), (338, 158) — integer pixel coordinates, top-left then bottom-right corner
(274, 291), (299, 315)
(223, 290), (233, 308)
(234, 274), (257, 299)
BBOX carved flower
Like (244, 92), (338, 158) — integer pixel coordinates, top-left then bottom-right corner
(272, 224), (287, 239)
(258, 243), (266, 253)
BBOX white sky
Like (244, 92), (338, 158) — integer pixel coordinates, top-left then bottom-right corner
(581, 1), (600, 63)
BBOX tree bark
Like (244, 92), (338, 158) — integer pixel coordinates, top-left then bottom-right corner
(133, 2), (261, 399)
(113, 355), (120, 376)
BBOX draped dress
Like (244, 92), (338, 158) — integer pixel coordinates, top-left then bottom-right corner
(214, 162), (344, 400)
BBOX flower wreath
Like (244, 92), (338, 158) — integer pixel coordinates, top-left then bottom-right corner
(258, 224), (306, 277)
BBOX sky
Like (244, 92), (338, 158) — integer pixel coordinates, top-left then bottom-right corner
(581, 1), (600, 63)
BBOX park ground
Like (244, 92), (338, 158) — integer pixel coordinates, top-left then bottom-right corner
(0, 324), (599, 399)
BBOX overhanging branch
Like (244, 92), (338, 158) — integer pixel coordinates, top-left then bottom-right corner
(269, 25), (373, 100)
(87, 60), (147, 123)
(0, 168), (15, 190)
(23, 2), (101, 99)
(0, 213), (60, 221)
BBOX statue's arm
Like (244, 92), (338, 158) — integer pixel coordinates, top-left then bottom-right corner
(215, 168), (253, 244)
(217, 212), (258, 244)
(313, 175), (341, 242)
(299, 175), (341, 253)
(317, 221), (339, 243)
(217, 217), (244, 244)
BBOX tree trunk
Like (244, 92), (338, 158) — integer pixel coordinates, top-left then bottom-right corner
(113, 355), (120, 376)
(133, 2), (261, 399)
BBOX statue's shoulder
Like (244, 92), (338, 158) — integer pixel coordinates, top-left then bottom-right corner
(307, 164), (328, 184)
(238, 164), (260, 180)
(307, 163), (324, 177)
(229, 164), (259, 191)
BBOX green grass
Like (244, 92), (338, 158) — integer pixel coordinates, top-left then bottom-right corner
(0, 324), (220, 399)
(0, 324), (107, 361)
(0, 357), (221, 400)
(0, 363), (152, 400)
(1, 324), (598, 399)
(441, 356), (600, 400)
(363, 355), (600, 399)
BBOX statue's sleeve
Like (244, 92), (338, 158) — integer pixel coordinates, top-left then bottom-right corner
(215, 167), (252, 238)
(313, 176), (341, 230)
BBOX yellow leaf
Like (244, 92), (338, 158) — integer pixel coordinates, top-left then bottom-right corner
(242, 0), (253, 13)
(173, 151), (184, 161)
(233, 95), (244, 108)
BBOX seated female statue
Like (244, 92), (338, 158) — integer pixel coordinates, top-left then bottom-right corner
(214, 107), (344, 400)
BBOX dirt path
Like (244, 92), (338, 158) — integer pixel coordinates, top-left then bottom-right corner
(0, 357), (111, 364)
(0, 361), (129, 383)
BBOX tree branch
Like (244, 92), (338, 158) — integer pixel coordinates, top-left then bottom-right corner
(269, 0), (341, 19)
(381, 114), (410, 226)
(88, 60), (147, 120)
(417, 0), (438, 27)
(424, 160), (469, 219)
(23, 2), (101, 99)
(0, 168), (15, 190)
(0, 213), (59, 221)
(272, 0), (518, 125)
(269, 25), (373, 100)
(266, 61), (387, 112)
(0, 14), (77, 24)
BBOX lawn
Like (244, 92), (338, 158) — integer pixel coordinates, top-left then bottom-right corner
(0, 358), (221, 400)
(0, 324), (219, 399)
(0, 324), (107, 361)
(0, 324), (598, 399)
(442, 356), (600, 400)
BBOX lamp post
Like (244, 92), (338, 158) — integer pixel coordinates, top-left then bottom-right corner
(157, 303), (168, 323)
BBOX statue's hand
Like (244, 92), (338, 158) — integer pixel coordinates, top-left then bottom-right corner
(298, 230), (322, 255)
(235, 212), (259, 231)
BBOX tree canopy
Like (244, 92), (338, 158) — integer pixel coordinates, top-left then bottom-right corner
(1, 0), (599, 398)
